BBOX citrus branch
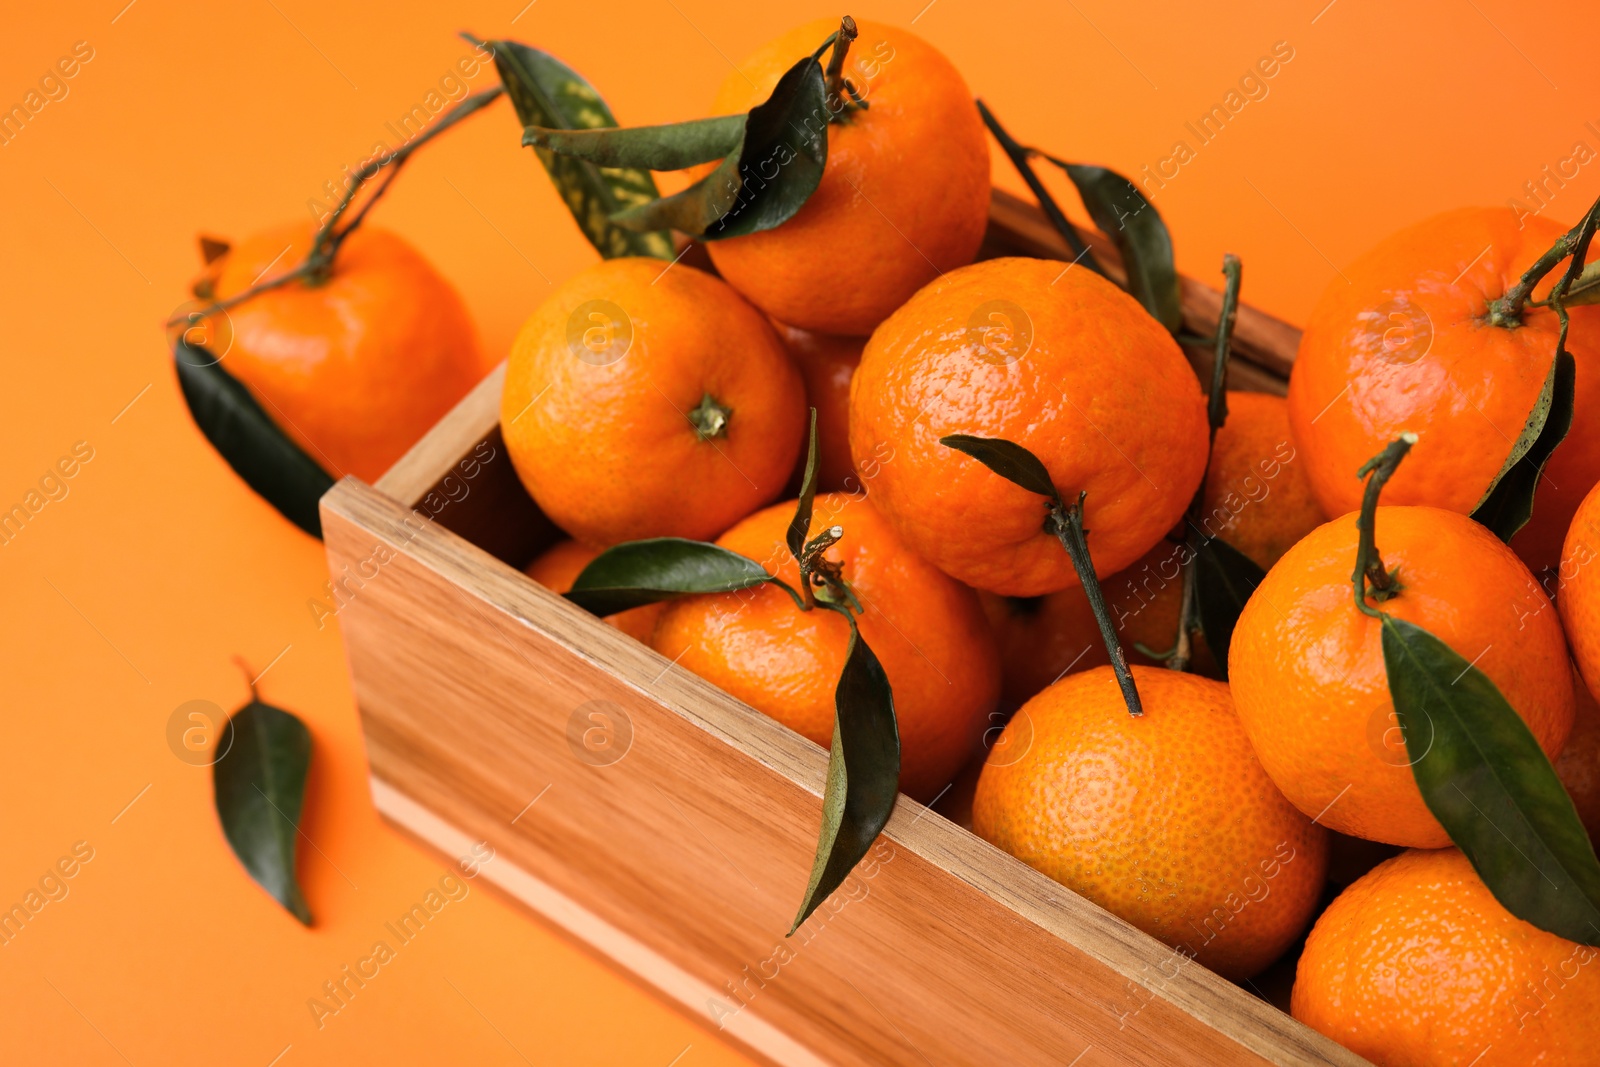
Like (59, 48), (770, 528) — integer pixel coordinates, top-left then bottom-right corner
(1489, 189), (1600, 326)
(166, 86), (504, 334)
(1351, 434), (1416, 618)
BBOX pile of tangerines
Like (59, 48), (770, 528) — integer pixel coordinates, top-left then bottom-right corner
(176, 16), (1600, 1065)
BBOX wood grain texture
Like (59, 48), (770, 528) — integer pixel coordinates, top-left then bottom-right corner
(324, 473), (1364, 1067)
(326, 193), (1362, 1066)
(371, 777), (832, 1067)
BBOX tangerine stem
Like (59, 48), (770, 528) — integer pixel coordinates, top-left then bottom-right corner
(1048, 492), (1143, 716)
(688, 393), (732, 439)
(232, 655), (260, 702)
(821, 16), (866, 118)
(1169, 253), (1241, 671)
(1351, 434), (1416, 618)
(975, 100), (1107, 278)
(799, 524), (844, 611)
(1207, 254), (1242, 443)
(1489, 189), (1600, 326)
(1169, 552), (1197, 672)
(165, 86), (503, 332)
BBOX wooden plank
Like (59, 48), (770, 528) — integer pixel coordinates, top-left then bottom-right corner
(323, 477), (1366, 1067)
(371, 777), (830, 1067)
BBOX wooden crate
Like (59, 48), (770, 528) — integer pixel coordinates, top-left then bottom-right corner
(321, 189), (1365, 1067)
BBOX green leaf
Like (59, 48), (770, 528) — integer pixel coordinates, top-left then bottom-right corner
(1470, 349), (1575, 541)
(522, 115), (745, 171)
(566, 538), (773, 615)
(939, 434), (1061, 502)
(1038, 154), (1182, 332)
(1382, 615), (1600, 945)
(1556, 260), (1600, 307)
(174, 342), (335, 539)
(791, 613), (900, 932)
(214, 696), (313, 925)
(481, 36), (674, 260)
(1191, 535), (1264, 680)
(787, 409), (821, 564)
(611, 53), (828, 240)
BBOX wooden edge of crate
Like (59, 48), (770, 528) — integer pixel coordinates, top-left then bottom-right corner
(377, 362), (508, 508)
(323, 474), (1368, 1067)
(368, 776), (832, 1067)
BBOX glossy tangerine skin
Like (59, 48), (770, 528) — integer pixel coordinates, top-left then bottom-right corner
(1288, 208), (1600, 574)
(501, 258), (805, 545)
(973, 666), (1329, 981)
(1230, 505), (1573, 848)
(213, 222), (489, 483)
(773, 323), (862, 493)
(849, 256), (1208, 596)
(1293, 849), (1600, 1067)
(703, 19), (990, 336)
(650, 492), (1001, 802)
(524, 539), (663, 643)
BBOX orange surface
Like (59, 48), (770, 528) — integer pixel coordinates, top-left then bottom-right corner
(3, 1), (1599, 1063)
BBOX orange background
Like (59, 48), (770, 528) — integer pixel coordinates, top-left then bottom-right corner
(2, 1), (1597, 1062)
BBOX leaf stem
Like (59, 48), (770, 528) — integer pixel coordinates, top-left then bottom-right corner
(1168, 554), (1198, 672)
(231, 655), (260, 702)
(1208, 254), (1242, 443)
(975, 99), (1107, 278)
(1167, 253), (1241, 671)
(1047, 492), (1142, 716)
(166, 87), (504, 332)
(1489, 190), (1600, 326)
(768, 576), (810, 613)
(1351, 434), (1417, 618)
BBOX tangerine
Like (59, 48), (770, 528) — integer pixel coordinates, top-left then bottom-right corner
(1293, 848), (1600, 1067)
(1555, 664), (1600, 844)
(210, 222), (490, 483)
(703, 19), (990, 336)
(501, 258), (805, 545)
(1230, 505), (1574, 847)
(1558, 478), (1600, 708)
(650, 492), (1000, 801)
(1288, 208), (1600, 573)
(972, 666), (1329, 980)
(774, 323), (861, 492)
(1201, 390), (1325, 571)
(849, 256), (1208, 596)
